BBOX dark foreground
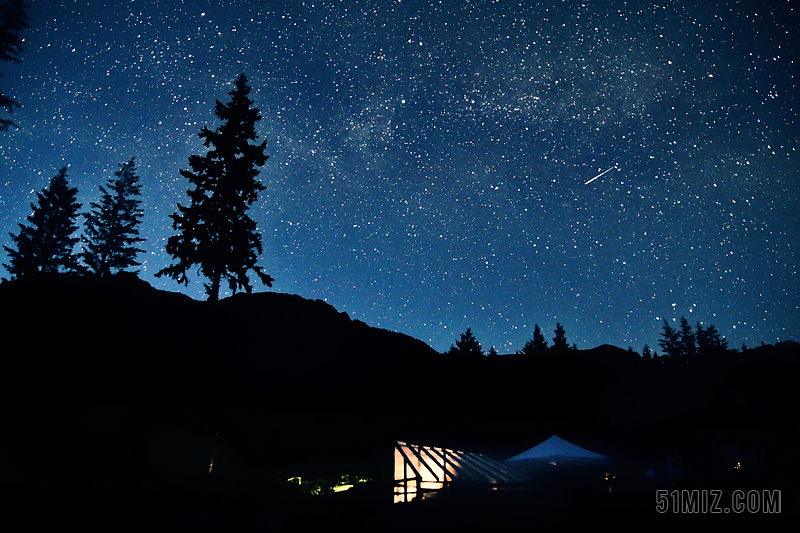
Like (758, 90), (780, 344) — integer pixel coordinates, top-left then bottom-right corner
(6, 482), (795, 532)
(2, 275), (798, 530)
(4, 393), (798, 532)
(4, 399), (796, 532)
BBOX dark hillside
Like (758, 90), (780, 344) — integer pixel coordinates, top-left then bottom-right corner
(0, 274), (442, 492)
(0, 273), (438, 408)
(2, 274), (798, 529)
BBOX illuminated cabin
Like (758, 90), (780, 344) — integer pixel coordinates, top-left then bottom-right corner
(394, 441), (530, 503)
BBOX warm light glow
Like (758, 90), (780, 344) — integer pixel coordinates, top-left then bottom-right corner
(332, 475), (369, 493)
(394, 441), (528, 503)
(606, 471), (615, 492)
(287, 475), (369, 495)
(208, 458), (214, 473)
(395, 442), (458, 503)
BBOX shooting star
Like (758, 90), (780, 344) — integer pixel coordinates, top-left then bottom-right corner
(584, 165), (617, 185)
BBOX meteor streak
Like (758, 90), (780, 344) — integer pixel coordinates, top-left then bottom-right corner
(584, 166), (617, 185)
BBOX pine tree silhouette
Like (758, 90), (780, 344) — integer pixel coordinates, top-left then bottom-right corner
(658, 319), (680, 359)
(447, 327), (483, 357)
(708, 324), (728, 353)
(82, 158), (145, 275)
(3, 167), (82, 276)
(678, 316), (696, 358)
(521, 324), (548, 355)
(696, 322), (728, 356)
(157, 73), (274, 301)
(520, 339), (534, 355)
(0, 0), (30, 131)
(552, 323), (568, 352)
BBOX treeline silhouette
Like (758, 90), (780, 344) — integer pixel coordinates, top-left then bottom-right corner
(2, 271), (796, 425)
(446, 316), (737, 365)
(3, 160), (144, 278)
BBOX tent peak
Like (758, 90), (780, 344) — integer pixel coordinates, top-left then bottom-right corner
(506, 435), (610, 464)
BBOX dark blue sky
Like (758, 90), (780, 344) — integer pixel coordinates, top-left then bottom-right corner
(1, 0), (798, 353)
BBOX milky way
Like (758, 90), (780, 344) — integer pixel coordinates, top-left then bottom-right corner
(1, 0), (798, 353)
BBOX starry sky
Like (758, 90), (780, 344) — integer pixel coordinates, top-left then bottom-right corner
(1, 0), (798, 354)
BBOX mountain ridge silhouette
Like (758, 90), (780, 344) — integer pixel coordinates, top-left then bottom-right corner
(0, 273), (439, 408)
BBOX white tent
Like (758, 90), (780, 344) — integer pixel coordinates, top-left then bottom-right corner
(506, 436), (614, 494)
(505, 435), (611, 467)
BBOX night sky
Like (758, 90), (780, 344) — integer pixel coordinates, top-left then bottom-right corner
(1, 0), (798, 354)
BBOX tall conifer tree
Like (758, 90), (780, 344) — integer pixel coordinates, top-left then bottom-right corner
(658, 319), (680, 359)
(82, 157), (145, 275)
(521, 324), (548, 355)
(553, 323), (568, 351)
(157, 73), (274, 301)
(532, 324), (548, 352)
(3, 167), (81, 276)
(678, 316), (696, 358)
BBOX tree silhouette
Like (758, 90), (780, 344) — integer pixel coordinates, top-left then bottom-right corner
(447, 327), (483, 357)
(552, 323), (568, 352)
(0, 0), (30, 131)
(695, 323), (705, 351)
(521, 324), (548, 355)
(82, 158), (145, 276)
(519, 340), (532, 355)
(677, 316), (696, 358)
(3, 167), (82, 276)
(696, 323), (728, 356)
(658, 319), (679, 359)
(519, 339), (533, 356)
(157, 73), (274, 301)
(642, 344), (652, 359)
